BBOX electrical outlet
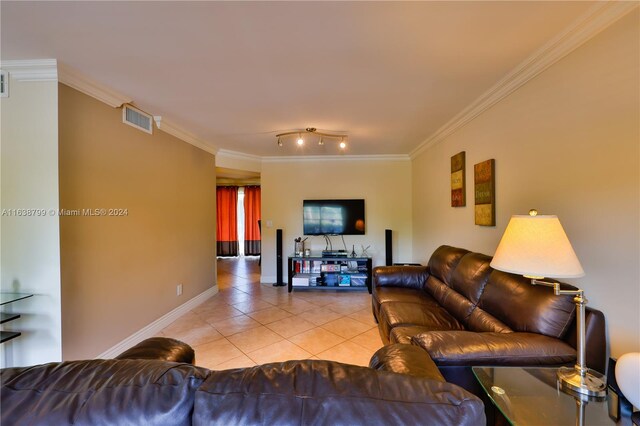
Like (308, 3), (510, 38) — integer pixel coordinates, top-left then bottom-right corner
(176, 284), (183, 296)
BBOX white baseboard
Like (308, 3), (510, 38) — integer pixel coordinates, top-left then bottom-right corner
(96, 285), (219, 359)
(261, 275), (276, 284)
(260, 275), (290, 284)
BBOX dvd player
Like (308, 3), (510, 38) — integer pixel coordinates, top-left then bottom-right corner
(322, 250), (348, 258)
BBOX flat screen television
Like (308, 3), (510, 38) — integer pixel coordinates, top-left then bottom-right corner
(303, 199), (365, 235)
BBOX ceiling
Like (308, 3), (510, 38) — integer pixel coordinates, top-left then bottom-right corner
(1, 1), (596, 157)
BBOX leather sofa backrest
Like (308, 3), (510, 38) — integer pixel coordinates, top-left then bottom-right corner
(449, 252), (493, 305)
(478, 270), (576, 339)
(427, 245), (469, 286)
(193, 360), (485, 425)
(450, 252), (511, 331)
(0, 359), (209, 426)
(425, 246), (576, 338)
(426, 276), (476, 325)
(424, 246), (473, 324)
(427, 248), (500, 329)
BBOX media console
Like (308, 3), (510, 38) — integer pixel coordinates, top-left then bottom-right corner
(287, 254), (373, 294)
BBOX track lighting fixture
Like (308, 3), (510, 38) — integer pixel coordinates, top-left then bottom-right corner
(276, 127), (348, 150)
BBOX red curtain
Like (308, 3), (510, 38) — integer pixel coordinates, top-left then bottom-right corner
(244, 186), (261, 255)
(216, 186), (238, 256)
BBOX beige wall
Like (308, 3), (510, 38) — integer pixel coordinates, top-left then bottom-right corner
(1, 77), (61, 367)
(411, 11), (639, 357)
(59, 84), (217, 360)
(261, 159), (412, 282)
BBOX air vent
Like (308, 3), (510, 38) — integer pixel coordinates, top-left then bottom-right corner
(0, 71), (8, 98)
(122, 104), (153, 134)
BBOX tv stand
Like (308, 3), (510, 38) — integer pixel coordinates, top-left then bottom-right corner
(288, 254), (372, 294)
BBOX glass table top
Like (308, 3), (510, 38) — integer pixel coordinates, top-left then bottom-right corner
(472, 366), (631, 426)
(0, 293), (34, 305)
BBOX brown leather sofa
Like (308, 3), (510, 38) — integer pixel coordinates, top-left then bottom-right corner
(1, 337), (485, 425)
(372, 245), (606, 391)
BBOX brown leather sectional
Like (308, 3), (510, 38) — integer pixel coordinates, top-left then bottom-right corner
(372, 245), (607, 391)
(1, 337), (485, 425)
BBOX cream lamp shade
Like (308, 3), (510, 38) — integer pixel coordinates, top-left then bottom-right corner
(490, 214), (585, 279)
(615, 352), (640, 409)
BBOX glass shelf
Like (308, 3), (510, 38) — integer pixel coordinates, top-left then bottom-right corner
(0, 313), (21, 324)
(0, 293), (34, 306)
(0, 331), (22, 343)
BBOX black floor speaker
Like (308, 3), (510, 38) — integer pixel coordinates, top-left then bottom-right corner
(274, 229), (285, 286)
(385, 229), (393, 266)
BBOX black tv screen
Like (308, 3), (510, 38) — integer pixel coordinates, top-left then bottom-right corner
(303, 199), (365, 235)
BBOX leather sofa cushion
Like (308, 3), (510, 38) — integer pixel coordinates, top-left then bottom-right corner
(427, 245), (469, 285)
(412, 331), (576, 366)
(194, 360), (485, 426)
(115, 337), (195, 364)
(0, 359), (208, 426)
(379, 302), (464, 340)
(449, 252), (493, 304)
(479, 270), (576, 338)
(369, 344), (445, 381)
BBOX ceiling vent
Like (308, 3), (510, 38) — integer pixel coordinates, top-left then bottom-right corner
(0, 71), (8, 98)
(122, 104), (153, 134)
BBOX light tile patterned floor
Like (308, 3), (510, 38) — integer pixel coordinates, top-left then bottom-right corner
(159, 257), (383, 370)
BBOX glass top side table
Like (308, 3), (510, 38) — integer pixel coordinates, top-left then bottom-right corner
(472, 366), (630, 426)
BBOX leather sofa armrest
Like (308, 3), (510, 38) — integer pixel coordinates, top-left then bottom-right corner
(115, 337), (195, 364)
(373, 265), (429, 290)
(369, 344), (445, 381)
(412, 331), (576, 367)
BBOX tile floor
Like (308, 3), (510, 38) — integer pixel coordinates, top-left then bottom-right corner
(158, 257), (382, 370)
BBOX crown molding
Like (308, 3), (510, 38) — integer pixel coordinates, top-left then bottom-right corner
(0, 59), (58, 81)
(262, 154), (410, 163)
(154, 117), (218, 155)
(409, 1), (639, 159)
(56, 63), (217, 154)
(217, 149), (409, 164)
(217, 149), (263, 162)
(57, 62), (131, 108)
(216, 179), (262, 186)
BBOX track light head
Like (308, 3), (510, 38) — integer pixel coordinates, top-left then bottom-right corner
(297, 133), (304, 145)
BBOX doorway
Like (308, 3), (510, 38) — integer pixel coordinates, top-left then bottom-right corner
(215, 167), (261, 282)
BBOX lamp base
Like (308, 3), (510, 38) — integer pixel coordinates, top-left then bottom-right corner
(557, 366), (607, 397)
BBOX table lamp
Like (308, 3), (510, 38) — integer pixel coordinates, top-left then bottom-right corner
(490, 209), (607, 397)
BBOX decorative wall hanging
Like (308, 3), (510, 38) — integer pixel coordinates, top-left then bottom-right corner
(474, 159), (495, 226)
(451, 151), (466, 207)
